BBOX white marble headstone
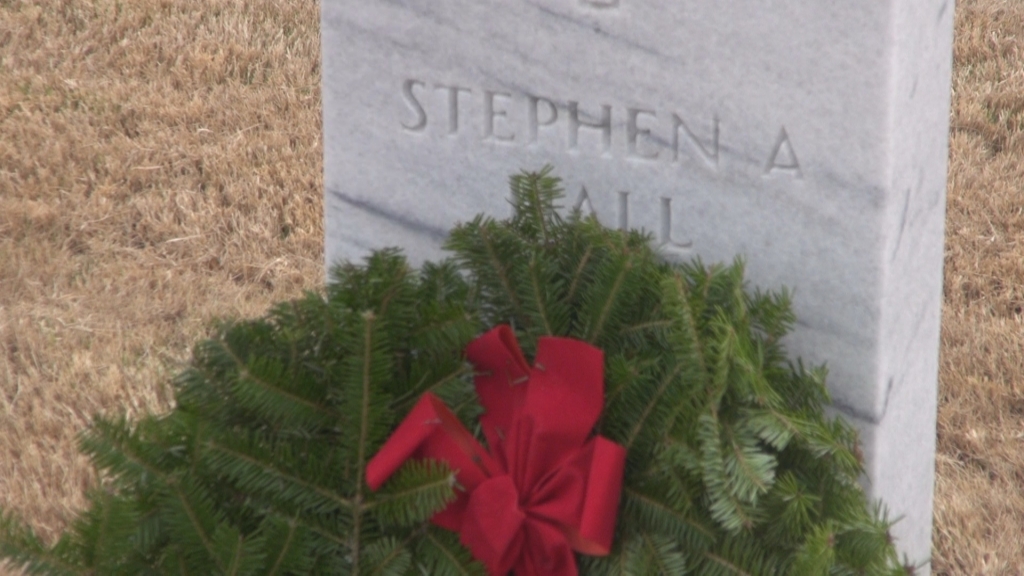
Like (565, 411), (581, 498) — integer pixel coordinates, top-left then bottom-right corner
(322, 1), (953, 569)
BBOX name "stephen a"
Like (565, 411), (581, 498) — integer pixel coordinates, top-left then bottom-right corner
(399, 78), (802, 177)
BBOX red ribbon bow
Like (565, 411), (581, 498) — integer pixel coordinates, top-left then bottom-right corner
(366, 325), (626, 576)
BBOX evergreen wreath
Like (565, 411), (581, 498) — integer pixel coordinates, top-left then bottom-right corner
(0, 168), (913, 575)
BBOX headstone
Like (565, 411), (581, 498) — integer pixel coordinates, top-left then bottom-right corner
(322, 1), (953, 570)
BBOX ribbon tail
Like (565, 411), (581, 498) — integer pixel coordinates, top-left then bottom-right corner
(366, 394), (442, 491)
(365, 393), (500, 531)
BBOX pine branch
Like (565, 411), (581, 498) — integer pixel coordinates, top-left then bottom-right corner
(638, 533), (688, 576)
(370, 460), (455, 528)
(583, 250), (632, 344)
(698, 551), (754, 576)
(621, 362), (684, 454)
(261, 516), (308, 576)
(394, 362), (472, 413)
(77, 416), (173, 489)
(351, 310), (378, 575)
(72, 489), (141, 574)
(163, 480), (224, 572)
(415, 529), (486, 576)
(620, 486), (716, 551)
(363, 537), (412, 576)
(721, 422), (776, 503)
(224, 348), (340, 429)
(212, 525), (260, 576)
(448, 218), (524, 324)
(202, 435), (353, 514)
(698, 414), (762, 533)
(565, 243), (594, 304)
(526, 255), (555, 335)
(0, 511), (87, 576)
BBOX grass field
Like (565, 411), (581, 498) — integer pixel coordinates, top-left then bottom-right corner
(0, 0), (1021, 573)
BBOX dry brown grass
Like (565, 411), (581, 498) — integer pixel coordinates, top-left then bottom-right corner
(935, 0), (1024, 573)
(0, 0), (1021, 573)
(0, 0), (322, 558)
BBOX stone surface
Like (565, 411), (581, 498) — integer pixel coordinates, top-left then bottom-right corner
(322, 1), (954, 569)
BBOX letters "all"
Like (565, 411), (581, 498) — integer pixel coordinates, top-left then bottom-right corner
(573, 186), (692, 252)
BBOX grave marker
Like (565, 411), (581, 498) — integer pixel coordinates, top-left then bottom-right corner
(322, 1), (954, 569)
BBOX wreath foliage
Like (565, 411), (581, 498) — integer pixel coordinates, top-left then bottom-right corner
(0, 168), (910, 575)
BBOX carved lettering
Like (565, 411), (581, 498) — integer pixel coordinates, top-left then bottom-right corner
(528, 95), (559, 144)
(484, 90), (515, 142)
(627, 108), (659, 160)
(397, 79), (804, 177)
(659, 197), (693, 250)
(568, 102), (612, 155)
(401, 79), (427, 132)
(617, 190), (629, 230)
(764, 126), (802, 177)
(573, 185), (599, 218)
(673, 114), (719, 168)
(568, 183), (693, 251)
(436, 84), (471, 135)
